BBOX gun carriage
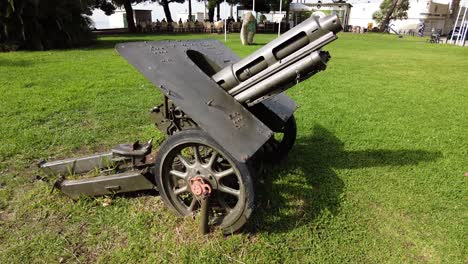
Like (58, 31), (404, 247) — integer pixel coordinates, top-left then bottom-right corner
(40, 15), (342, 234)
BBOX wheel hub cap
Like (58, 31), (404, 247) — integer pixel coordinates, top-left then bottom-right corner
(190, 176), (212, 197)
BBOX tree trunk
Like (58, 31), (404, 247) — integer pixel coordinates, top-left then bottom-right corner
(123, 0), (136, 32)
(216, 2), (220, 21)
(208, 6), (215, 22)
(0, 23), (6, 42)
(161, 0), (173, 23)
(379, 0), (399, 32)
(188, 0), (192, 21)
(285, 0), (292, 22)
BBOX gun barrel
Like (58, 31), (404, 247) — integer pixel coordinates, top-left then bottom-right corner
(228, 31), (337, 97)
(212, 14), (342, 97)
(234, 51), (329, 104)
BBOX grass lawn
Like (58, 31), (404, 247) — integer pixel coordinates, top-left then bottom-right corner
(0, 32), (467, 263)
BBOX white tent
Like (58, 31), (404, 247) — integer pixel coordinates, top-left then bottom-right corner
(449, 0), (468, 45)
(289, 3), (313, 12)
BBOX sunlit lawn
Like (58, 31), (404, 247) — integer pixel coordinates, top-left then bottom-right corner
(0, 32), (466, 263)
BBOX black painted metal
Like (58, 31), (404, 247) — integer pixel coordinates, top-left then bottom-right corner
(38, 15), (343, 235)
(58, 171), (155, 199)
(116, 40), (279, 162)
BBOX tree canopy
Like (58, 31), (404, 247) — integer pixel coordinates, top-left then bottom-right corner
(372, 0), (410, 32)
(111, 0), (159, 32)
(202, 0), (286, 22)
(155, 0), (185, 23)
(0, 0), (115, 51)
(0, 0), (293, 50)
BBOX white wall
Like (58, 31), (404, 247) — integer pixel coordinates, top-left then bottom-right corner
(91, 0), (460, 33)
(91, 9), (111, 29)
(90, 1), (236, 29)
(91, 9), (126, 29)
(347, 0), (382, 28)
(109, 11), (126, 28)
(146, 1), (235, 21)
(176, 12), (206, 22)
(342, 0), (452, 33)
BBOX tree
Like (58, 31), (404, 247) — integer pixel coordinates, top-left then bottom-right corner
(112, 0), (173, 32)
(266, 0), (292, 21)
(111, 0), (144, 32)
(372, 0), (409, 32)
(155, 0), (185, 23)
(239, 0), (270, 12)
(226, 0), (237, 18)
(205, 0), (229, 22)
(202, 0), (272, 23)
(0, 0), (115, 51)
(188, 0), (192, 21)
(205, 0), (218, 22)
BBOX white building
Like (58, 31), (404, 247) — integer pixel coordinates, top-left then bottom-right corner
(346, 0), (458, 34)
(91, 1), (234, 29)
(92, 8), (152, 29)
(176, 12), (205, 22)
(90, 0), (465, 35)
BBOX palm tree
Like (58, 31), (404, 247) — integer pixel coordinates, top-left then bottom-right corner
(188, 0), (192, 21)
(155, 0), (185, 23)
(112, 0), (137, 32)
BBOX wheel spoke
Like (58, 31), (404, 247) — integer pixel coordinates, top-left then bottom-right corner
(170, 170), (187, 179)
(177, 154), (191, 168)
(174, 185), (188, 195)
(206, 151), (218, 168)
(188, 197), (198, 212)
(160, 136), (251, 233)
(217, 195), (232, 213)
(215, 167), (234, 180)
(218, 184), (240, 197)
(192, 146), (201, 164)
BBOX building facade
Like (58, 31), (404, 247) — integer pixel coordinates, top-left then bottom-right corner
(90, 0), (464, 35)
(346, 0), (460, 35)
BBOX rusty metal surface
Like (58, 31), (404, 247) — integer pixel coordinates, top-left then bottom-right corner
(39, 140), (153, 177)
(39, 152), (118, 176)
(116, 40), (275, 161)
(58, 171), (155, 199)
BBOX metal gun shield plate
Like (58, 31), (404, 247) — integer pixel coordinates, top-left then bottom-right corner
(116, 40), (294, 161)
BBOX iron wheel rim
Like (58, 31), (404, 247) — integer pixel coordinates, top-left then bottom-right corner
(160, 141), (246, 228)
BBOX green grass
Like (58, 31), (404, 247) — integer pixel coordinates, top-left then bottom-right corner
(0, 33), (467, 263)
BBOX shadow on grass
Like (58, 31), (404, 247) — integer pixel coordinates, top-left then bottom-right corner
(249, 124), (442, 234)
(246, 42), (268, 46)
(0, 58), (37, 67)
(56, 124), (441, 234)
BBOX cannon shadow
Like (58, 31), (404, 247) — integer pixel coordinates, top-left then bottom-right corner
(248, 124), (442, 234)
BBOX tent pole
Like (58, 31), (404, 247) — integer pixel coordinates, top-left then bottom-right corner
(457, 7), (467, 45)
(460, 11), (468, 46)
(451, 5), (463, 43)
(204, 0), (207, 21)
(225, 0), (227, 42)
(278, 0), (283, 36)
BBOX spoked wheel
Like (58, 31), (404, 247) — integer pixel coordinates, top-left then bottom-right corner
(154, 129), (254, 234)
(263, 115), (297, 163)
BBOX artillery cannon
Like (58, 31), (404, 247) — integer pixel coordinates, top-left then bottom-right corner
(39, 14), (342, 234)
